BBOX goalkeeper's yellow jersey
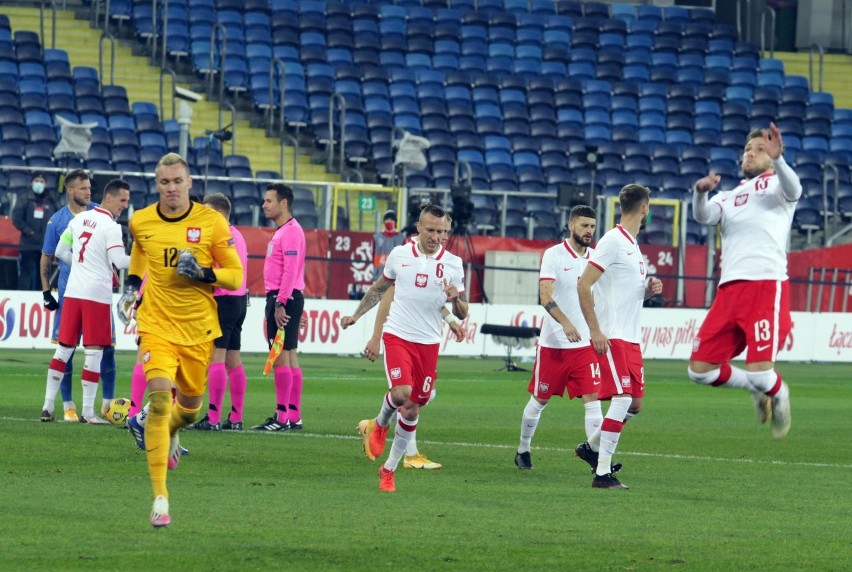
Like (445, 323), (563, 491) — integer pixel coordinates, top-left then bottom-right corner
(129, 201), (243, 346)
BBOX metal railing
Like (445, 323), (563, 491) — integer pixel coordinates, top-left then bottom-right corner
(808, 43), (825, 92)
(206, 23), (227, 102)
(40, 0), (57, 50)
(266, 58), (287, 138)
(326, 93), (347, 174)
(159, 66), (177, 120)
(760, 6), (776, 59)
(98, 32), (116, 86)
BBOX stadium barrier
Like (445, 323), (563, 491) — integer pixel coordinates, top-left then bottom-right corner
(0, 290), (850, 363)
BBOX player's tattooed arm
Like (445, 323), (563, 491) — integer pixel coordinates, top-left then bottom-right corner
(451, 290), (469, 320)
(544, 300), (559, 317)
(351, 276), (393, 321)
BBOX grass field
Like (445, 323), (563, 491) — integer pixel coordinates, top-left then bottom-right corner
(1, 349), (850, 571)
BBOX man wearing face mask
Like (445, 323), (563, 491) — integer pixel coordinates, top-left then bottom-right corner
(371, 209), (405, 281)
(12, 174), (58, 290)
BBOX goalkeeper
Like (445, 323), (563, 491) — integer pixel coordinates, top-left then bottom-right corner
(118, 153), (242, 528)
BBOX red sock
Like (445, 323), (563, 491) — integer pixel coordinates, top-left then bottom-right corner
(227, 365), (247, 422)
(207, 362), (227, 424)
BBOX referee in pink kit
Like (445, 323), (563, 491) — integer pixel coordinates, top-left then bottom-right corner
(253, 183), (307, 432)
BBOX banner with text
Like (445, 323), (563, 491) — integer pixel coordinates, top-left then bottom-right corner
(0, 291), (850, 362)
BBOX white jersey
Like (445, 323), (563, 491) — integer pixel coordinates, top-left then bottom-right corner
(383, 241), (465, 344)
(588, 225), (646, 344)
(539, 240), (594, 349)
(61, 207), (128, 303)
(703, 157), (801, 285)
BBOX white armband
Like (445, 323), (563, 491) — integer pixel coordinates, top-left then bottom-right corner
(443, 314), (458, 325)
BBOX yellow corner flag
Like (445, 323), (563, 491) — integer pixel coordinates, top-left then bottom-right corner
(263, 327), (286, 375)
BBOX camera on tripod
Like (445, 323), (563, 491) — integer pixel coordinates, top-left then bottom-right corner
(450, 181), (474, 232)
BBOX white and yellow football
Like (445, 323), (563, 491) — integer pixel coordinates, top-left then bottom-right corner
(105, 397), (132, 426)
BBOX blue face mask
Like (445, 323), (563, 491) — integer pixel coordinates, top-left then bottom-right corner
(32, 182), (45, 195)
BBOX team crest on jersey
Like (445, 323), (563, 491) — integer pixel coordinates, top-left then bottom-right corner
(621, 375), (631, 389)
(415, 273), (428, 288)
(186, 227), (201, 243)
(539, 382), (550, 393)
(390, 367), (402, 380)
(734, 194), (749, 207)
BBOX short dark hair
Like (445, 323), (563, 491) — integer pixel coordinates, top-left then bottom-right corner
(267, 183), (294, 210)
(203, 192), (232, 218)
(418, 203), (448, 221)
(619, 184), (651, 215)
(569, 205), (597, 221)
(64, 169), (89, 189)
(747, 128), (764, 142)
(103, 178), (130, 197)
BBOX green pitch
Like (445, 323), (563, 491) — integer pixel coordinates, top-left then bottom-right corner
(1, 350), (849, 571)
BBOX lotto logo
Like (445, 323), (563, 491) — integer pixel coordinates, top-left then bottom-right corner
(621, 375), (631, 389)
(390, 367), (402, 380)
(187, 227), (201, 243)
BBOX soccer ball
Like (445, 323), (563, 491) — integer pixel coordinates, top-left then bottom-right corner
(105, 397), (131, 426)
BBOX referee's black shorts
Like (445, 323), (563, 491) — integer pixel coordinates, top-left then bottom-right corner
(265, 289), (304, 351)
(214, 294), (248, 350)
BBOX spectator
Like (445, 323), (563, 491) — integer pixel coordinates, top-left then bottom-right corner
(13, 174), (59, 290)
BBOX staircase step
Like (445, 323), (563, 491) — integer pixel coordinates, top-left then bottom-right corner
(3, 6), (336, 181)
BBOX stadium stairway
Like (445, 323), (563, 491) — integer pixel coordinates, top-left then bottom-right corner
(775, 51), (852, 109)
(2, 5), (336, 183)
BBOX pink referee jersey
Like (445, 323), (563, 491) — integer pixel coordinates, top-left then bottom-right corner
(539, 240), (593, 349)
(263, 217), (306, 303)
(214, 225), (248, 296)
(702, 157), (801, 285)
(588, 225), (646, 344)
(383, 241), (465, 345)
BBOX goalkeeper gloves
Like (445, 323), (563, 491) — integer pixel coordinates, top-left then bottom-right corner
(176, 250), (216, 283)
(116, 285), (139, 326)
(42, 290), (59, 311)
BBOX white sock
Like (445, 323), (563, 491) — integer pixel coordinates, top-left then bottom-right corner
(746, 369), (779, 394)
(597, 396), (631, 476)
(583, 400), (603, 440)
(405, 432), (418, 456)
(688, 365), (752, 390)
(376, 392), (398, 427)
(518, 397), (546, 454)
(63, 400), (76, 411)
(135, 402), (150, 427)
(384, 416), (418, 472)
(82, 381), (98, 418)
(42, 375), (62, 413)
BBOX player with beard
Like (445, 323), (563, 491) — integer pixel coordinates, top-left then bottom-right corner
(514, 205), (621, 474)
(687, 123), (799, 439)
(576, 185), (663, 489)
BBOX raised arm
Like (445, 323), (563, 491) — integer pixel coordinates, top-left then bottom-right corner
(341, 275), (394, 329)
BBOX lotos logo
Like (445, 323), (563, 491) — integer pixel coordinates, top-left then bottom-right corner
(0, 298), (15, 341)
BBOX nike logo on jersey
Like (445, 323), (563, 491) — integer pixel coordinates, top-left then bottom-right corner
(401, 263), (412, 267)
(563, 267), (572, 271)
(756, 344), (771, 352)
(627, 251), (634, 256)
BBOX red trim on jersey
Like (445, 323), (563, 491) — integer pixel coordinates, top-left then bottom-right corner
(382, 272), (395, 282)
(616, 225), (635, 244)
(93, 207), (112, 217)
(434, 245), (445, 260)
(590, 260), (605, 272)
(107, 244), (123, 250)
(410, 243), (418, 257)
(563, 240), (578, 258)
(539, 277), (556, 282)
